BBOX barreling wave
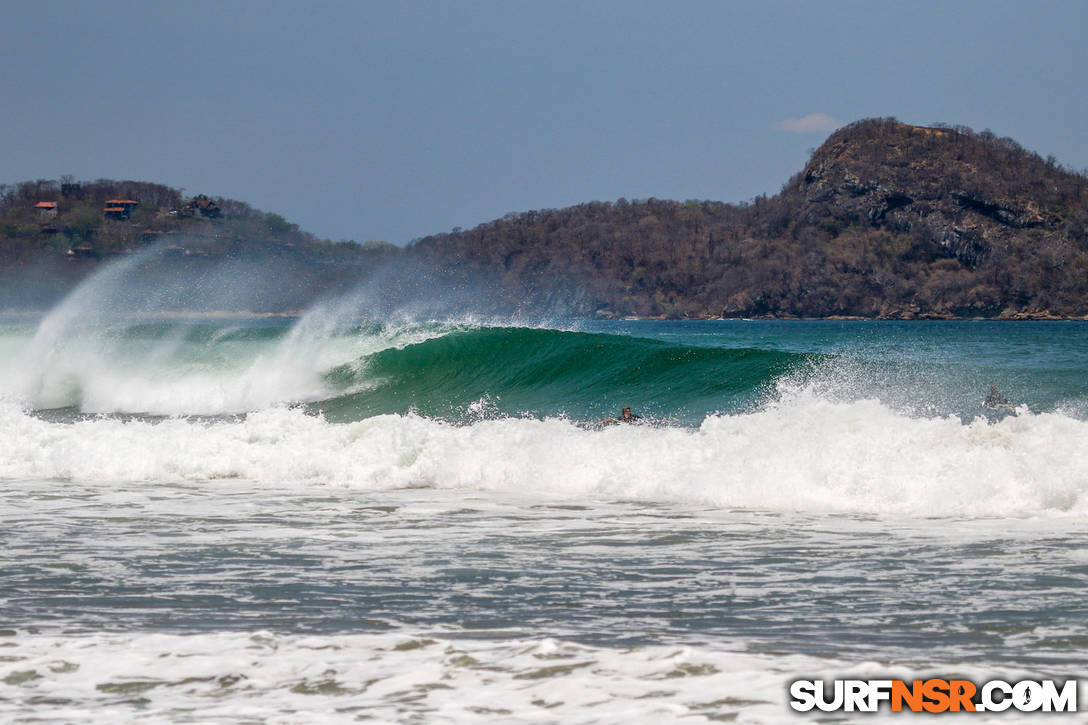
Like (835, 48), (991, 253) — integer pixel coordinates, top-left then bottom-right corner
(316, 326), (811, 422)
(4, 313), (1088, 518)
(0, 317), (813, 421)
(6, 255), (1088, 519)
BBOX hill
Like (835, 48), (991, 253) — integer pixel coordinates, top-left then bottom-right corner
(4, 118), (1088, 318)
(0, 178), (396, 311)
(410, 118), (1088, 319)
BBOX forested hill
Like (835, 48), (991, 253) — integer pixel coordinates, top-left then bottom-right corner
(410, 118), (1088, 319)
(0, 179), (396, 310)
(4, 118), (1088, 317)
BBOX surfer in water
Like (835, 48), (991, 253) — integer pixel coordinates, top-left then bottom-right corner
(983, 384), (1009, 409)
(599, 406), (641, 425)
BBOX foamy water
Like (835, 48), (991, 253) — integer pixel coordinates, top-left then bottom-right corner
(2, 399), (1087, 517)
(3, 481), (1087, 723)
(5, 629), (1082, 724)
(3, 278), (1088, 721)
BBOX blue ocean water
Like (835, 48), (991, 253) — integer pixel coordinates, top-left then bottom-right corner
(1, 289), (1087, 721)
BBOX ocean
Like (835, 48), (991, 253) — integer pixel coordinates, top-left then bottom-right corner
(2, 266), (1088, 722)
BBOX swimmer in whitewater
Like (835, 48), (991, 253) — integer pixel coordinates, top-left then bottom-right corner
(599, 406), (641, 425)
(983, 384), (1009, 409)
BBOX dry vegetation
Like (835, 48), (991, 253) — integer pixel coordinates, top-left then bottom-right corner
(411, 118), (1088, 318)
(4, 118), (1088, 317)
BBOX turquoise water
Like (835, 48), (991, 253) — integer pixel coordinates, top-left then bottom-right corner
(3, 315), (1085, 424)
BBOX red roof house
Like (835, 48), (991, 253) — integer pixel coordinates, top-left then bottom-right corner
(35, 201), (58, 218)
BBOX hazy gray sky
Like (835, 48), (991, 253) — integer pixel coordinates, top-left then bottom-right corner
(3, 1), (1085, 244)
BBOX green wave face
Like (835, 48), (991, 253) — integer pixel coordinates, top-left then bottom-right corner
(2, 317), (814, 422)
(316, 327), (812, 424)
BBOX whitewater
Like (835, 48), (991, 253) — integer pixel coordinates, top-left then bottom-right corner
(2, 260), (1088, 722)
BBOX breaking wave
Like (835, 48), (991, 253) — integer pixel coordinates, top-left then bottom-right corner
(3, 256), (1087, 518)
(2, 394), (1086, 517)
(0, 319), (811, 422)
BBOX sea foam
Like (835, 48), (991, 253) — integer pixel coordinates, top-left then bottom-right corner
(2, 395), (1085, 518)
(0, 629), (1074, 725)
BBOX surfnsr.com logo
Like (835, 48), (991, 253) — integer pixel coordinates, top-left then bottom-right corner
(789, 679), (1077, 713)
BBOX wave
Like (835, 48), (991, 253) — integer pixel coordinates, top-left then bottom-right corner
(7, 255), (1080, 423)
(3, 397), (1086, 517)
(316, 326), (810, 422)
(0, 317), (811, 421)
(0, 317), (439, 416)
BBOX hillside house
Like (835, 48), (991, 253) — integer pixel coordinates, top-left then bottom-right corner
(104, 199), (139, 220)
(35, 201), (58, 219)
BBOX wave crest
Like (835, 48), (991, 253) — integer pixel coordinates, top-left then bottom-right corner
(3, 399), (1085, 517)
(1, 321), (810, 421)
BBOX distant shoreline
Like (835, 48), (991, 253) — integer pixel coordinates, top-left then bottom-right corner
(3, 308), (1086, 322)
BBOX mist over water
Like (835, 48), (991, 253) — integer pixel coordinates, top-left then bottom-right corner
(3, 257), (1088, 723)
(0, 249), (505, 415)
